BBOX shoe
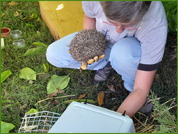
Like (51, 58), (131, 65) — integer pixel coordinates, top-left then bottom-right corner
(93, 62), (113, 84)
(138, 98), (153, 116)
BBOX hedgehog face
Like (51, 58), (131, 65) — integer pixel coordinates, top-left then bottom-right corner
(69, 29), (107, 63)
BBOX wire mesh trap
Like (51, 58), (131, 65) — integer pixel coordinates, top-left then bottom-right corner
(18, 111), (60, 133)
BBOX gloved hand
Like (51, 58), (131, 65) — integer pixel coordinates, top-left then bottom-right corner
(80, 54), (105, 70)
(68, 50), (105, 70)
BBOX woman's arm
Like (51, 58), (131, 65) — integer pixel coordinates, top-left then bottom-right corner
(83, 14), (96, 30)
(117, 69), (156, 117)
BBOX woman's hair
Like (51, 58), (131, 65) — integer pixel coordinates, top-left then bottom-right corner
(100, 1), (151, 23)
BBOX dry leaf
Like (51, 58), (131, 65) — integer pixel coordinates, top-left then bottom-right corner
(14, 11), (19, 16)
(1, 13), (5, 18)
(108, 85), (115, 92)
(97, 91), (104, 106)
(9, 1), (18, 6)
(78, 93), (88, 99)
(50, 100), (59, 104)
(48, 89), (64, 97)
(20, 104), (28, 110)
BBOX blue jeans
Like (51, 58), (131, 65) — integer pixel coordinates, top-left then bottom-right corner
(46, 32), (141, 92)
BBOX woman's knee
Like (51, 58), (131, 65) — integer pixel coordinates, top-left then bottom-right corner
(109, 37), (141, 68)
(46, 41), (61, 58)
(46, 33), (78, 67)
(109, 37), (141, 92)
(46, 32), (77, 59)
(47, 41), (65, 60)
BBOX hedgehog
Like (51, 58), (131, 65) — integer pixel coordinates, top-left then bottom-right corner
(68, 29), (107, 70)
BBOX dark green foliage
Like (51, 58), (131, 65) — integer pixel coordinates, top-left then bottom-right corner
(149, 92), (177, 133)
(162, 1), (177, 33)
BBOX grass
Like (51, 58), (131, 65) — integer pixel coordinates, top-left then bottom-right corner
(1, 1), (177, 133)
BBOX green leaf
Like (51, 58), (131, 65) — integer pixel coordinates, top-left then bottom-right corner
(163, 1), (176, 11)
(1, 104), (14, 109)
(37, 17), (42, 22)
(18, 9), (29, 13)
(163, 1), (177, 33)
(23, 47), (46, 56)
(43, 63), (49, 72)
(19, 67), (36, 80)
(1, 121), (15, 133)
(47, 75), (70, 94)
(26, 23), (35, 28)
(26, 108), (38, 114)
(1, 70), (12, 83)
(29, 80), (34, 84)
(168, 21), (176, 32)
(1, 100), (14, 103)
(31, 13), (38, 19)
(32, 42), (47, 47)
(37, 31), (41, 37)
(174, 12), (177, 24)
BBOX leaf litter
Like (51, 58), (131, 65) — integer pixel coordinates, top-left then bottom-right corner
(9, 1), (18, 6)
(48, 89), (65, 97)
(78, 92), (88, 99)
(97, 92), (104, 106)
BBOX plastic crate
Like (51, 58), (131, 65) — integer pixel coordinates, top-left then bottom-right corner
(48, 101), (135, 133)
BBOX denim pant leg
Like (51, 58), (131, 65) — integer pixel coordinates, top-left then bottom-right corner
(46, 32), (111, 70)
(109, 37), (141, 92)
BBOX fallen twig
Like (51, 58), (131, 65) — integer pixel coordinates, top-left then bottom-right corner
(35, 95), (75, 105)
(137, 111), (147, 117)
(144, 116), (149, 125)
(145, 97), (161, 105)
(161, 98), (176, 106)
(168, 104), (177, 111)
(133, 116), (146, 127)
(137, 125), (154, 133)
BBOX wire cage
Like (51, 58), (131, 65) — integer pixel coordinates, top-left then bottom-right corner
(18, 111), (60, 133)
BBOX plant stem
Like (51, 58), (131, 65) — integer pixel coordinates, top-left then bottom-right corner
(67, 69), (76, 77)
(35, 95), (75, 106)
(36, 72), (46, 75)
(134, 116), (146, 127)
(139, 125), (154, 133)
(161, 98), (176, 106)
(12, 65), (21, 70)
(168, 104), (177, 110)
